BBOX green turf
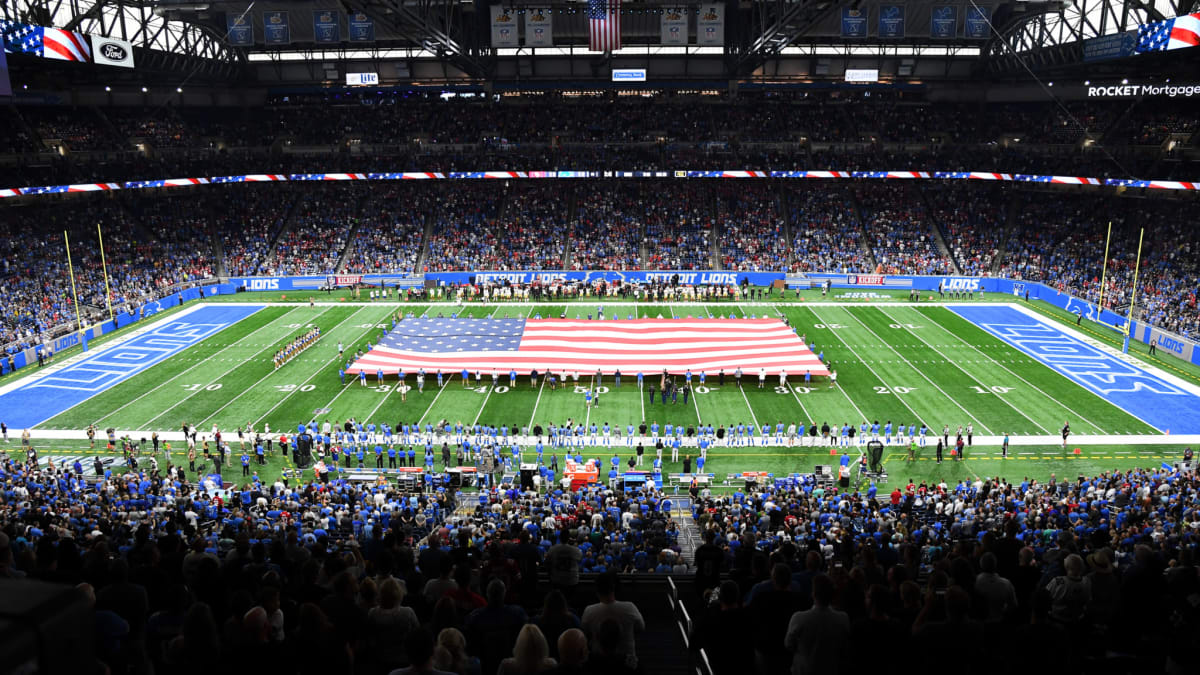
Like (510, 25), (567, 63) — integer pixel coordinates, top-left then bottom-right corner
(17, 294), (1196, 491)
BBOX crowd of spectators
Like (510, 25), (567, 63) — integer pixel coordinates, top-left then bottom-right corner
(107, 107), (197, 149)
(786, 186), (871, 274)
(491, 183), (568, 270)
(1, 196), (216, 354)
(642, 185), (713, 270)
(423, 184), (506, 272)
(2, 437), (1199, 673)
(0, 446), (683, 675)
(3, 178), (1198, 352)
(216, 186), (297, 277)
(2, 96), (1194, 182)
(856, 184), (953, 276)
(687, 462), (1200, 673)
(715, 186), (788, 272)
(570, 184), (647, 270)
(922, 183), (1006, 276)
(340, 186), (430, 275)
(26, 106), (126, 152)
(261, 185), (365, 276)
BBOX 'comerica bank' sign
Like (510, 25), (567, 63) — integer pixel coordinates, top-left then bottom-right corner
(1087, 83), (1200, 98)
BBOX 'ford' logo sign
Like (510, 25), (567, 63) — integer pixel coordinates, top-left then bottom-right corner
(100, 42), (128, 61)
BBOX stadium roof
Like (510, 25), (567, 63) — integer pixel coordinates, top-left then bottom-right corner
(5, 0), (1199, 85)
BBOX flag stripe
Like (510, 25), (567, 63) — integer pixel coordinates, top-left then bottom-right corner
(346, 317), (829, 376)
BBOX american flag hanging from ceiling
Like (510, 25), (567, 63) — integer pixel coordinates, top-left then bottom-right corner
(588, 0), (621, 52)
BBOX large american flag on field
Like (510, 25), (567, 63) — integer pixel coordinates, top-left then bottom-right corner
(588, 0), (621, 52)
(1136, 11), (1200, 52)
(2, 20), (92, 62)
(346, 317), (829, 376)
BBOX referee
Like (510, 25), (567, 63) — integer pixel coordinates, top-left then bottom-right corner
(1062, 421), (1070, 450)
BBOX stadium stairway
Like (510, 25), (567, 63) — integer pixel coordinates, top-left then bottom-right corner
(636, 596), (691, 675)
(258, 193), (305, 274)
(707, 190), (721, 270)
(913, 183), (961, 275)
(334, 212), (366, 273)
(845, 189), (879, 270)
(415, 218), (433, 272)
(777, 191), (793, 269)
(562, 187), (578, 269)
(675, 502), (701, 566)
(991, 193), (1019, 275)
(90, 106), (128, 150)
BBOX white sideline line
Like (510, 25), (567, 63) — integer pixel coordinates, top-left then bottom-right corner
(0, 303), (213, 398)
(20, 428), (1200, 447)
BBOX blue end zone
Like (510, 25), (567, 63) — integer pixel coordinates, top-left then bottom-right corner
(951, 305), (1200, 434)
(3, 305), (264, 429)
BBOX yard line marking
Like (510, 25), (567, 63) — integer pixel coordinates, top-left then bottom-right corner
(788, 384), (816, 424)
(418, 373), (454, 426)
(93, 306), (306, 427)
(809, 306), (931, 428)
(200, 306), (374, 428)
(738, 383), (761, 431)
(639, 381), (645, 421)
(365, 377), (400, 422)
(841, 306), (992, 434)
(584, 374), (594, 430)
(135, 306), (337, 431)
(691, 377), (704, 423)
(528, 372), (547, 430)
(284, 312), (404, 425)
(472, 381), (494, 426)
(918, 307), (1112, 435)
(877, 307), (1049, 434)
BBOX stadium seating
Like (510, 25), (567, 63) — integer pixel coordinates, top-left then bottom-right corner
(1, 447), (1195, 674)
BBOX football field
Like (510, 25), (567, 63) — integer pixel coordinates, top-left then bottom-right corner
(8, 293), (1199, 488)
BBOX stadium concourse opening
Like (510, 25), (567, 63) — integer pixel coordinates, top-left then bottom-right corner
(4, 4), (1200, 671)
